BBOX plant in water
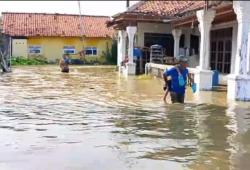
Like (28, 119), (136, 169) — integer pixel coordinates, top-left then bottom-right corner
(11, 56), (48, 65)
(101, 39), (117, 65)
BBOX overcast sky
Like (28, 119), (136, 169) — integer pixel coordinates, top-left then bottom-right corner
(0, 1), (139, 16)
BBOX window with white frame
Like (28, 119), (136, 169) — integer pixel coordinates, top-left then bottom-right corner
(28, 45), (42, 54)
(63, 46), (76, 54)
(85, 47), (97, 56)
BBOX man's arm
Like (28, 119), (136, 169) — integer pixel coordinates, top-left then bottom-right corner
(163, 69), (171, 84)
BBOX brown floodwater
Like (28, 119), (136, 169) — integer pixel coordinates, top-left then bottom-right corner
(0, 65), (250, 170)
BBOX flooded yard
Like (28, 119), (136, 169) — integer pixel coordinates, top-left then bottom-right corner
(0, 65), (250, 170)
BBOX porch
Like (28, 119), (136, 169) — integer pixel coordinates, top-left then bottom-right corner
(145, 62), (227, 85)
(109, 1), (250, 101)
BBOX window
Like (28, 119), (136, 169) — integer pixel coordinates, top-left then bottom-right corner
(85, 47), (97, 56)
(28, 45), (42, 54)
(63, 46), (76, 54)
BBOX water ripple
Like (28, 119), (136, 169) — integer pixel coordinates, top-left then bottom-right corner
(0, 66), (250, 170)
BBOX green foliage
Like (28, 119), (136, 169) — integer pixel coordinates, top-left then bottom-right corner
(11, 56), (48, 65)
(110, 39), (117, 64)
(84, 56), (103, 65)
(101, 39), (117, 65)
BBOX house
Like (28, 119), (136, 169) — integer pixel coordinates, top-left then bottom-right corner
(1, 12), (115, 63)
(107, 1), (250, 101)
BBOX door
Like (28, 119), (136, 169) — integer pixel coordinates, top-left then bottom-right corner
(12, 39), (28, 57)
(210, 28), (232, 74)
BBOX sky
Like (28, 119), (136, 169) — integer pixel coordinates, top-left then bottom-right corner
(0, 1), (139, 17)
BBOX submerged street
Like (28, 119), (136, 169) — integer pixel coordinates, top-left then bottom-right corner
(0, 66), (249, 170)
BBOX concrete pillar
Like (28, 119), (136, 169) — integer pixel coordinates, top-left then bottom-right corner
(172, 29), (182, 59)
(197, 9), (215, 70)
(117, 30), (127, 67)
(195, 9), (215, 91)
(126, 26), (137, 64)
(124, 26), (137, 75)
(230, 24), (238, 74)
(227, 1), (250, 101)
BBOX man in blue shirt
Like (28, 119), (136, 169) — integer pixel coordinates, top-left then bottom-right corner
(59, 54), (70, 73)
(163, 56), (194, 103)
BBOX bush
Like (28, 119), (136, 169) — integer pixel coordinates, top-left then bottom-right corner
(11, 56), (48, 65)
(110, 39), (117, 64)
(101, 39), (117, 65)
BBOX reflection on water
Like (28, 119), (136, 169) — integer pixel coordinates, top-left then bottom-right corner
(0, 65), (250, 170)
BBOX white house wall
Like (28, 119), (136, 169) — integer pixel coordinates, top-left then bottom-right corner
(137, 22), (200, 48)
(136, 22), (172, 47)
(136, 21), (237, 82)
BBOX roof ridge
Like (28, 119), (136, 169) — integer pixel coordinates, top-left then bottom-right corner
(1, 12), (110, 18)
(2, 11), (115, 37)
(126, 1), (145, 12)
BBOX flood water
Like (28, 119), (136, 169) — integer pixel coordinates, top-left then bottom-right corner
(0, 65), (250, 170)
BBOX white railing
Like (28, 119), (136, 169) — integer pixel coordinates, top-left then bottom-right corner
(145, 62), (197, 74)
(145, 62), (196, 85)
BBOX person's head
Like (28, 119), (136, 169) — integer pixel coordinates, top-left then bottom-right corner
(178, 55), (189, 69)
(63, 54), (69, 59)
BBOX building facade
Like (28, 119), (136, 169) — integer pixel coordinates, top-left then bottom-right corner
(2, 12), (115, 63)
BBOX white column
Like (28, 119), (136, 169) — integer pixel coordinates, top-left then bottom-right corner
(172, 29), (182, 59)
(126, 26), (137, 64)
(197, 9), (215, 70)
(233, 2), (250, 75)
(194, 9), (215, 91)
(230, 24), (238, 74)
(227, 1), (250, 101)
(247, 32), (250, 74)
(124, 26), (137, 75)
(117, 30), (127, 67)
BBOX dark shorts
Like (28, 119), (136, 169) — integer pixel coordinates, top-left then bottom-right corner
(170, 92), (185, 103)
(61, 67), (69, 73)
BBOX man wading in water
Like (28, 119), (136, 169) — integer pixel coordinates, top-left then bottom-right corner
(163, 56), (194, 103)
(59, 54), (70, 73)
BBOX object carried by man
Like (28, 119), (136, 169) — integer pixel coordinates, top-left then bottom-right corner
(163, 68), (172, 102)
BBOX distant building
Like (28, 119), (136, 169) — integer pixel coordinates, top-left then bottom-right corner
(1, 12), (115, 63)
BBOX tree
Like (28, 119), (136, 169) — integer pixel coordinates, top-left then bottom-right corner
(0, 16), (11, 72)
(101, 38), (117, 65)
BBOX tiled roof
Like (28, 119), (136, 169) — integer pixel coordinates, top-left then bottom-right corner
(125, 1), (206, 17)
(2, 12), (115, 38)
